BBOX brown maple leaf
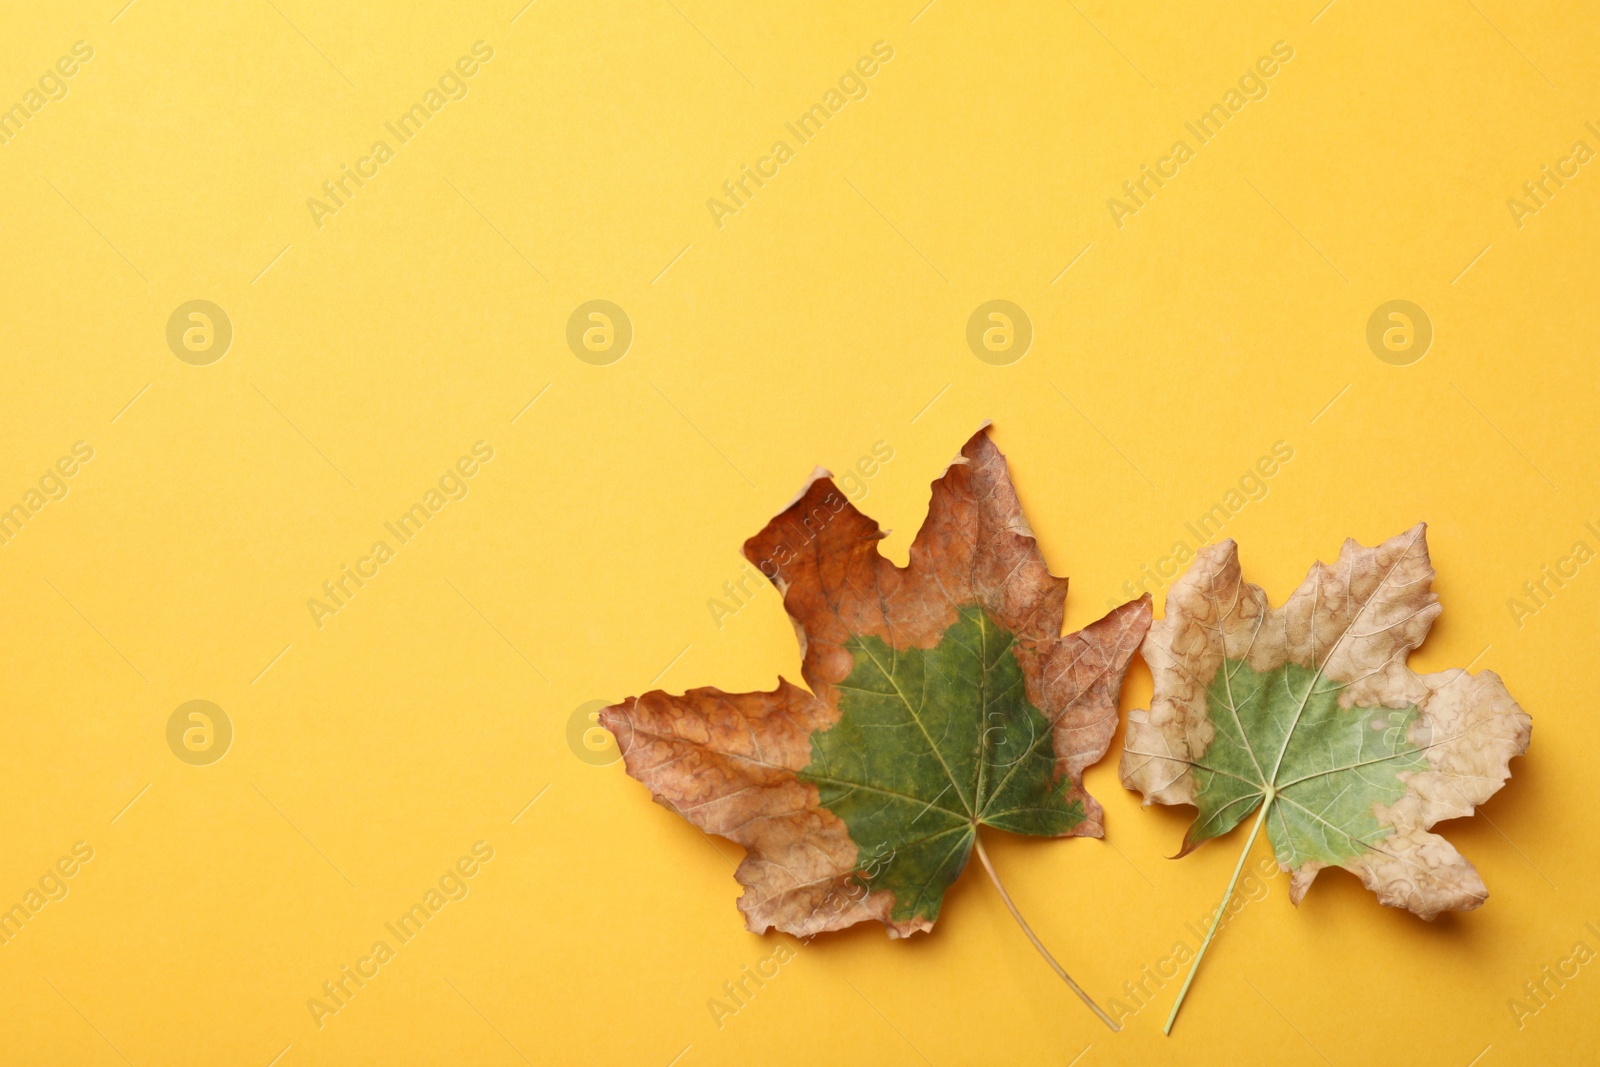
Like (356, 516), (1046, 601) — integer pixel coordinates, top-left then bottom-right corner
(601, 427), (1150, 1028)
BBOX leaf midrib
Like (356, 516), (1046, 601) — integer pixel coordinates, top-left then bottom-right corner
(1183, 525), (1429, 810)
(1261, 524), (1427, 786)
(857, 641), (977, 820)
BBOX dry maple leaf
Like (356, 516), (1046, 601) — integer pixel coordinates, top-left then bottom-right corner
(1119, 524), (1531, 1032)
(601, 427), (1151, 1029)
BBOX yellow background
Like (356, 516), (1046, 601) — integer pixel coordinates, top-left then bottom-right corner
(1, 0), (1595, 1063)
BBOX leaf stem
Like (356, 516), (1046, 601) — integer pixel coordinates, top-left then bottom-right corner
(1163, 794), (1273, 1035)
(973, 832), (1120, 1032)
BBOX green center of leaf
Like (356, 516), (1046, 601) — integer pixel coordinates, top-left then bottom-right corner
(1190, 658), (1428, 866)
(799, 605), (1085, 923)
